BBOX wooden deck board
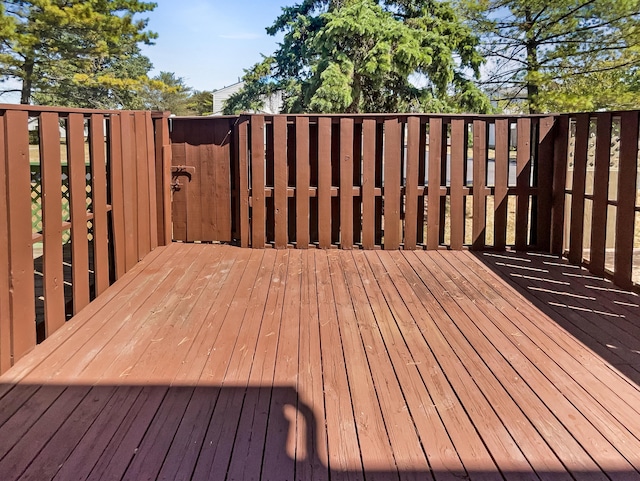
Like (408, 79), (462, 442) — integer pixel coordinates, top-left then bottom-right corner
(2, 244), (640, 480)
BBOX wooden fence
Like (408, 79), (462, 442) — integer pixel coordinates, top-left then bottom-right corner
(0, 105), (171, 373)
(232, 114), (555, 251)
(555, 111), (640, 289)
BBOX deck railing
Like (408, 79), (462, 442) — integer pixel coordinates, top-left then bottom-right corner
(0, 104), (170, 372)
(2, 106), (639, 374)
(231, 114), (556, 251)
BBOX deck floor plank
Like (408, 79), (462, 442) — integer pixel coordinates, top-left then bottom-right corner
(1, 245), (640, 480)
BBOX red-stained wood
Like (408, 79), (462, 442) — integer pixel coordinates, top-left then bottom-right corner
(375, 122), (384, 245)
(152, 114), (171, 245)
(273, 116), (288, 248)
(551, 115), (569, 255)
(472, 119), (487, 250)
(297, 116), (311, 248)
(383, 118), (401, 250)
(317, 117), (332, 248)
(404, 117), (420, 250)
(494, 119), (509, 250)
(67, 113), (90, 313)
(134, 112), (151, 259)
(536, 117), (555, 251)
(614, 110), (639, 289)
(89, 115), (109, 296)
(427, 117), (443, 250)
(119, 113), (137, 271)
(515, 117), (532, 251)
(568, 113), (589, 264)
(352, 122), (362, 246)
(107, 114), (126, 278)
(417, 120), (427, 245)
(589, 113), (612, 276)
(0, 114), (11, 373)
(144, 112), (158, 250)
(450, 119), (466, 249)
(4, 111), (36, 362)
(251, 116), (266, 247)
(237, 116), (250, 247)
(340, 118), (354, 249)
(361, 119), (376, 249)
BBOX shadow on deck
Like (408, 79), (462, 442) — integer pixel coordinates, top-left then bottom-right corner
(1, 244), (640, 480)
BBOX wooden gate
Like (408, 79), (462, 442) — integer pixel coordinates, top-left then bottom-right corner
(169, 117), (235, 242)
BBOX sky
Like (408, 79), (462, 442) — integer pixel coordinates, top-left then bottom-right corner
(139, 0), (288, 92)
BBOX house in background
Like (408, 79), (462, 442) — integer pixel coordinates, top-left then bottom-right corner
(212, 81), (283, 115)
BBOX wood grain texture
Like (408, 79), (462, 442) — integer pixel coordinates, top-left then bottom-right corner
(296, 116), (310, 248)
(67, 113), (90, 314)
(273, 116), (288, 248)
(536, 117), (555, 251)
(472, 120), (487, 250)
(404, 117), (420, 250)
(614, 111), (639, 288)
(568, 113), (589, 264)
(427, 117), (443, 250)
(4, 111), (36, 362)
(361, 119), (376, 249)
(236, 117), (250, 247)
(0, 114), (11, 373)
(515, 117), (532, 251)
(317, 117), (332, 248)
(144, 112), (158, 250)
(589, 113), (612, 276)
(494, 119), (509, 250)
(450, 119), (466, 249)
(383, 118), (401, 249)
(108, 114), (126, 279)
(89, 114), (109, 296)
(340, 118), (354, 249)
(550, 115), (569, 255)
(119, 113), (137, 272)
(251, 115), (266, 248)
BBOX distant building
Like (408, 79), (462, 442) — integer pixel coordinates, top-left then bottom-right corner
(211, 81), (283, 115)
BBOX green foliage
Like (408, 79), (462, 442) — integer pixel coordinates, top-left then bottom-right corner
(224, 0), (492, 114)
(186, 90), (214, 116)
(460, 0), (640, 113)
(0, 0), (157, 105)
(140, 71), (192, 115)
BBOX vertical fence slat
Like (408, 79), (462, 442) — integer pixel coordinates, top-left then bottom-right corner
(361, 119), (376, 249)
(273, 116), (288, 248)
(68, 113), (90, 313)
(614, 111), (639, 288)
(317, 118), (332, 248)
(494, 119), (509, 250)
(472, 120), (487, 250)
(0, 114), (12, 372)
(340, 118), (354, 249)
(153, 114), (171, 246)
(352, 122), (362, 246)
(551, 115), (569, 255)
(515, 117), (531, 250)
(568, 113), (589, 264)
(536, 116), (555, 251)
(237, 117), (250, 247)
(134, 111), (151, 260)
(251, 115), (266, 248)
(427, 118), (443, 250)
(119, 113), (137, 271)
(4, 110), (36, 361)
(145, 112), (158, 250)
(383, 118), (401, 249)
(296, 116), (310, 248)
(589, 112), (612, 276)
(6, 118), (32, 364)
(417, 122), (427, 245)
(90, 114), (110, 296)
(109, 114), (126, 278)
(404, 117), (420, 250)
(450, 119), (466, 249)
(40, 112), (66, 336)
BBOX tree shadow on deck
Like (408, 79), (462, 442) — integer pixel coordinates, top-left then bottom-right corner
(0, 383), (637, 480)
(474, 251), (640, 387)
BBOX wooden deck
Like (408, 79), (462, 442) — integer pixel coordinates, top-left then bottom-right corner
(1, 243), (640, 481)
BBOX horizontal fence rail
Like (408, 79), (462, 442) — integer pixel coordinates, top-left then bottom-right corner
(233, 114), (555, 251)
(0, 105), (170, 373)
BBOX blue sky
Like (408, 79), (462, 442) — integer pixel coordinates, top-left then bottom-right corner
(139, 0), (288, 92)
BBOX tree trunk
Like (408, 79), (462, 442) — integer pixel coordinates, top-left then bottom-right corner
(20, 59), (34, 105)
(524, 8), (539, 114)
